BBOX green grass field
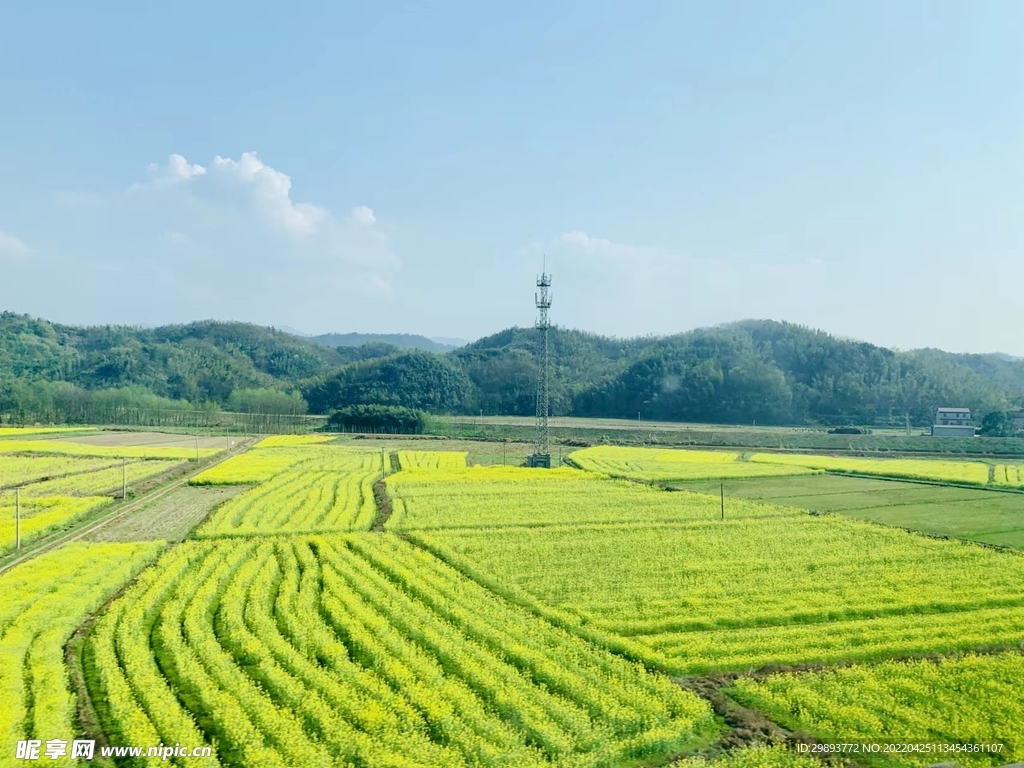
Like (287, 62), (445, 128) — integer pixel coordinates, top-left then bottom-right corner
(673, 474), (1024, 548)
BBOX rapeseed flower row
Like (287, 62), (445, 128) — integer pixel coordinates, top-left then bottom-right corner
(570, 446), (818, 482)
(0, 495), (112, 555)
(197, 450), (381, 535)
(0, 542), (164, 766)
(0, 427), (94, 437)
(993, 463), (1024, 488)
(88, 535), (715, 767)
(396, 449), (468, 470)
(731, 653), (1024, 767)
(0, 440), (219, 460)
(749, 453), (992, 485)
(0, 456), (118, 489)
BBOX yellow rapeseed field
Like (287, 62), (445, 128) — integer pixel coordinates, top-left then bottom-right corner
(254, 434), (336, 448)
(0, 542), (164, 764)
(89, 535), (714, 767)
(396, 450), (468, 470)
(571, 445), (820, 482)
(731, 653), (1024, 767)
(750, 453), (991, 485)
(0, 440), (219, 461)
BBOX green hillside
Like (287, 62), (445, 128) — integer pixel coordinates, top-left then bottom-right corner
(2, 312), (1022, 428)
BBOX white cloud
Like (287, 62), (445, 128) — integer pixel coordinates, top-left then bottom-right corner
(94, 150), (401, 325)
(132, 154), (207, 190)
(0, 231), (29, 258)
(560, 230), (611, 250)
(557, 230), (675, 269)
(367, 273), (394, 298)
(352, 205), (376, 226)
(211, 151), (327, 236)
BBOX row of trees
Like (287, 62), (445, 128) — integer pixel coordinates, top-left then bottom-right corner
(0, 380), (309, 425)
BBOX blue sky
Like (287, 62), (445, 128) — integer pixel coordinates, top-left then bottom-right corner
(1, 1), (1021, 353)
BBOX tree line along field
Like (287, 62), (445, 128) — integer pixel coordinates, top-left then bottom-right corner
(2, 434), (1024, 767)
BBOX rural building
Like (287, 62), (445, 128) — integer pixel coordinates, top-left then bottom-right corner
(932, 407), (974, 438)
(935, 407), (971, 426)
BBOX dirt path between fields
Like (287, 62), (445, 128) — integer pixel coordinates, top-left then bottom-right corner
(371, 452), (399, 531)
(0, 439), (255, 575)
(674, 674), (804, 750)
(61, 441), (257, 761)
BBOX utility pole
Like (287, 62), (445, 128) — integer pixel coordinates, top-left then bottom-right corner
(720, 483), (724, 521)
(638, 412), (641, 429)
(122, 459), (127, 500)
(16, 488), (21, 550)
(195, 435), (200, 462)
(382, 448), (387, 477)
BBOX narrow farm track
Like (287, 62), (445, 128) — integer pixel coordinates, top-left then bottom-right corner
(0, 437), (256, 576)
(673, 676), (799, 757)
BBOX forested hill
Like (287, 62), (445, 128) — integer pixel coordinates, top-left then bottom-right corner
(0, 313), (344, 414)
(2, 311), (1023, 426)
(307, 332), (457, 353)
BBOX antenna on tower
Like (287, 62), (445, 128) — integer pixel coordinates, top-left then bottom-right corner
(528, 260), (553, 468)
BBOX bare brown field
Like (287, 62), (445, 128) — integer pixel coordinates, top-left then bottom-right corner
(85, 484), (249, 542)
(63, 431), (238, 449)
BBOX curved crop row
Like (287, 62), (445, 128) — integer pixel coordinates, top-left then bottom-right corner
(0, 542), (164, 764)
(197, 450), (380, 535)
(88, 534), (713, 768)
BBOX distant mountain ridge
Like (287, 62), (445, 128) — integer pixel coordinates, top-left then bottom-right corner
(307, 332), (459, 353)
(1, 311), (1022, 426)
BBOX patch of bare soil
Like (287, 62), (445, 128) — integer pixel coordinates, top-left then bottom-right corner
(372, 475), (394, 532)
(676, 674), (799, 752)
(86, 484), (249, 542)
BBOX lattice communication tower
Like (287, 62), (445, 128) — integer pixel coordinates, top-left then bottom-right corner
(528, 265), (552, 468)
